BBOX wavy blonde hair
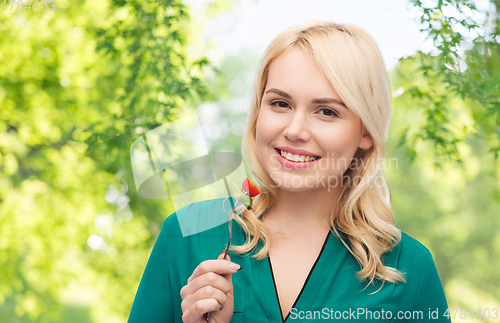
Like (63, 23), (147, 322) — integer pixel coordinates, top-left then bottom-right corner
(230, 20), (405, 286)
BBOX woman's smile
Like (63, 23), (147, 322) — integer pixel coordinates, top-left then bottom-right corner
(273, 148), (322, 170)
(255, 45), (372, 192)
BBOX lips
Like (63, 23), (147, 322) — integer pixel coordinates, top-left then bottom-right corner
(275, 146), (320, 157)
(273, 148), (322, 170)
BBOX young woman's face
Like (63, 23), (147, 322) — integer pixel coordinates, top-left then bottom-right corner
(255, 45), (373, 192)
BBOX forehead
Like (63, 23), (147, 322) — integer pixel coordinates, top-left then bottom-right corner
(265, 46), (339, 99)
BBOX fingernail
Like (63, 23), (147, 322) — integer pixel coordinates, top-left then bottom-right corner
(219, 303), (223, 310)
(230, 263), (242, 271)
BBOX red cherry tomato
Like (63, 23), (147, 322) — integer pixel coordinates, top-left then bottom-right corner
(242, 178), (261, 197)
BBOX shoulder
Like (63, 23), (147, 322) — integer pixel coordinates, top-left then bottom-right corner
(394, 232), (449, 313)
(160, 197), (237, 238)
(397, 230), (433, 259)
(385, 230), (437, 279)
(400, 231), (434, 260)
(155, 198), (237, 269)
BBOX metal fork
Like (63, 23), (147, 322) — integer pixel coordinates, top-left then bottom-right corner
(205, 202), (244, 322)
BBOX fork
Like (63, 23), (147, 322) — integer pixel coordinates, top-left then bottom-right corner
(205, 202), (245, 322)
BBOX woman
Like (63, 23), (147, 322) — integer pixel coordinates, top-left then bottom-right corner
(128, 20), (450, 322)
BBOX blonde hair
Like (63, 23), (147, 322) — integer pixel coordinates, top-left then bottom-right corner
(230, 20), (405, 286)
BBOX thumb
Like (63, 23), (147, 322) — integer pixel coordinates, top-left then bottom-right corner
(217, 251), (234, 292)
(217, 250), (230, 261)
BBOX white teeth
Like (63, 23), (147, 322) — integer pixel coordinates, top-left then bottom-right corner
(279, 150), (318, 163)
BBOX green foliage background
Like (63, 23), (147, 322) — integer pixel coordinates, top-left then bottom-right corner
(0, 0), (499, 322)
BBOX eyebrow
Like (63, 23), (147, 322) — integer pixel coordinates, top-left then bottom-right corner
(264, 88), (348, 109)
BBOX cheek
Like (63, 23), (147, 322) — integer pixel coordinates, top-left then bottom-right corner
(254, 112), (268, 161)
(316, 125), (362, 164)
(255, 109), (277, 146)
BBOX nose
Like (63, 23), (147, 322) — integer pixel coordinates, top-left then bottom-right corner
(283, 110), (310, 143)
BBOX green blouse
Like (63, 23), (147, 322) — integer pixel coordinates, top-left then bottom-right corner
(128, 198), (451, 322)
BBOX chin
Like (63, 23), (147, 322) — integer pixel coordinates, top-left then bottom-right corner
(267, 172), (318, 192)
(276, 185), (317, 193)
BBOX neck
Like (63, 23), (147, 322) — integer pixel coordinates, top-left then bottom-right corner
(263, 186), (341, 235)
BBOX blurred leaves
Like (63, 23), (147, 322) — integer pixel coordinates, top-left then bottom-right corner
(389, 0), (500, 302)
(388, 58), (500, 300)
(403, 0), (500, 163)
(0, 0), (229, 321)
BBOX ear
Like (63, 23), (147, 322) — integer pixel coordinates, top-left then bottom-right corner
(359, 131), (373, 150)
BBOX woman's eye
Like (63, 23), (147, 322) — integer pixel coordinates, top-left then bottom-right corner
(270, 101), (290, 108)
(319, 108), (339, 117)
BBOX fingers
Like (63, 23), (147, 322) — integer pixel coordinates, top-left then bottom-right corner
(217, 252), (234, 289)
(218, 250), (230, 261)
(187, 258), (241, 284)
(181, 298), (220, 323)
(181, 283), (226, 314)
(180, 271), (231, 300)
(181, 252), (242, 323)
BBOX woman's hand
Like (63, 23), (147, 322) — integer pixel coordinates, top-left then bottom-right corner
(180, 252), (241, 323)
